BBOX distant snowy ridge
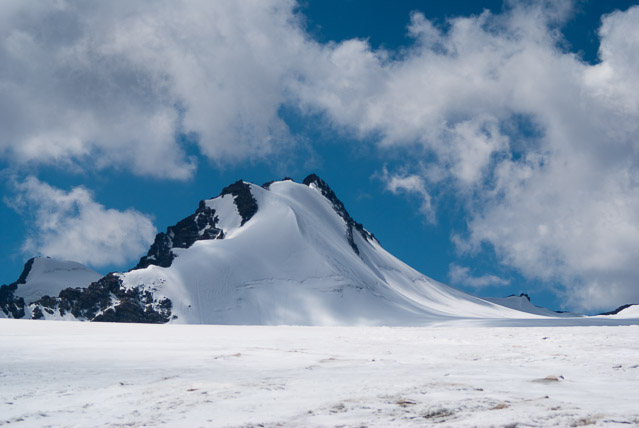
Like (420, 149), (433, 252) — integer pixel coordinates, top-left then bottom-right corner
(0, 257), (102, 319)
(484, 293), (582, 318)
(597, 303), (639, 318)
(1, 175), (629, 325)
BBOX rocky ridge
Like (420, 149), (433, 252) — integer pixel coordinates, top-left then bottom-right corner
(0, 258), (33, 319)
(302, 174), (377, 255)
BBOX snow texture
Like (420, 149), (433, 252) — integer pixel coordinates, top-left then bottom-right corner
(1, 319), (638, 427)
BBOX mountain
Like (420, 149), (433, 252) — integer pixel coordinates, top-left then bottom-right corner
(598, 304), (639, 318)
(3, 175), (549, 325)
(0, 257), (102, 319)
(484, 293), (582, 318)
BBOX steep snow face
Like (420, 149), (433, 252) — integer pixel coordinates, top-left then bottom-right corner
(613, 305), (639, 318)
(121, 178), (540, 325)
(14, 257), (102, 305)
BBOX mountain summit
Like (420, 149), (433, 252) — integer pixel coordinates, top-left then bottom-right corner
(2, 175), (539, 324)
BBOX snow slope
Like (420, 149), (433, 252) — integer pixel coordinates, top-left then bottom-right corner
(597, 304), (639, 319)
(2, 319), (638, 427)
(14, 257), (102, 305)
(120, 178), (541, 325)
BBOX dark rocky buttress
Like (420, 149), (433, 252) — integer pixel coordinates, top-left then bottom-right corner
(0, 283), (26, 319)
(219, 180), (258, 225)
(136, 181), (258, 270)
(136, 202), (224, 269)
(0, 258), (34, 318)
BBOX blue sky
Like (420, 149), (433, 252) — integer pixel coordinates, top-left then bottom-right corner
(1, 0), (638, 313)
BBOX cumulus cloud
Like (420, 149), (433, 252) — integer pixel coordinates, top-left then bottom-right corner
(6, 177), (156, 267)
(381, 168), (435, 223)
(448, 264), (510, 289)
(0, 0), (308, 178)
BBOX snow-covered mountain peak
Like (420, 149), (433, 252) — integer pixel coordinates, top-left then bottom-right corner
(112, 175), (543, 325)
(2, 174), (600, 325)
(136, 175), (375, 272)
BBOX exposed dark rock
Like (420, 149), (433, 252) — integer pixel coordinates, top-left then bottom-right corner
(303, 174), (378, 255)
(261, 180), (275, 189)
(599, 303), (639, 316)
(31, 306), (43, 320)
(93, 297), (171, 323)
(506, 293), (531, 301)
(15, 257), (35, 285)
(0, 283), (26, 319)
(0, 258), (36, 318)
(30, 273), (172, 323)
(136, 180), (258, 270)
(220, 180), (258, 225)
(136, 203), (223, 269)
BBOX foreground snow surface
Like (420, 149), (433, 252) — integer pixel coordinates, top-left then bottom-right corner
(1, 320), (638, 428)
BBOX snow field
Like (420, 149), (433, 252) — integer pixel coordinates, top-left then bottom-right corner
(1, 319), (638, 427)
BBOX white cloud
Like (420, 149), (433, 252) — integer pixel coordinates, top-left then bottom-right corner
(381, 168), (435, 223)
(584, 6), (639, 116)
(448, 264), (510, 289)
(0, 0), (308, 178)
(6, 177), (156, 267)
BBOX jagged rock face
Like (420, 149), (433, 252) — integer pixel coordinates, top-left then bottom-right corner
(0, 258), (34, 318)
(302, 174), (377, 255)
(30, 274), (172, 323)
(136, 203), (224, 269)
(15, 257), (35, 284)
(219, 180), (258, 225)
(505, 293), (531, 302)
(136, 180), (259, 270)
(0, 283), (26, 319)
